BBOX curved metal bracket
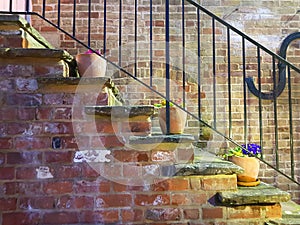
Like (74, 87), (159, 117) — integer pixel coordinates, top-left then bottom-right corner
(246, 32), (300, 100)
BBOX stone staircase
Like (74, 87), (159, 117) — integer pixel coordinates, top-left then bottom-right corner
(0, 13), (299, 225)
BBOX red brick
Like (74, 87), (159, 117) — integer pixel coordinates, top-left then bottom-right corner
(43, 122), (73, 134)
(15, 136), (51, 150)
(43, 93), (65, 105)
(0, 138), (12, 149)
(202, 207), (223, 219)
(177, 147), (194, 162)
(112, 150), (149, 162)
(60, 136), (90, 149)
(184, 209), (200, 219)
(74, 180), (99, 194)
(91, 135), (125, 148)
(34, 64), (65, 77)
(96, 93), (109, 105)
(2, 212), (40, 225)
(121, 209), (144, 222)
(201, 175), (237, 191)
(6, 37), (23, 47)
(171, 193), (190, 205)
(19, 196), (55, 209)
(53, 107), (72, 120)
(17, 107), (36, 120)
(145, 208), (181, 221)
(54, 165), (81, 178)
(74, 196), (95, 209)
(14, 182), (43, 195)
(1, 182), (15, 195)
(227, 205), (262, 219)
(36, 107), (53, 120)
(190, 193), (208, 205)
(95, 121), (118, 133)
(15, 78), (38, 92)
(81, 163), (101, 178)
(61, 41), (75, 48)
(95, 194), (132, 208)
(0, 107), (17, 121)
(44, 151), (73, 163)
(7, 122), (43, 135)
(16, 167), (36, 180)
(152, 178), (190, 191)
(112, 182), (145, 192)
(43, 181), (73, 194)
(151, 150), (176, 162)
(0, 198), (17, 211)
(0, 65), (33, 78)
(265, 203), (282, 219)
(43, 211), (80, 224)
(0, 152), (4, 165)
(0, 167), (15, 179)
(62, 93), (74, 105)
(56, 195), (94, 209)
(123, 163), (142, 177)
(74, 179), (111, 194)
(7, 152), (42, 164)
(80, 210), (119, 223)
(0, 123), (7, 136)
(76, 92), (108, 106)
(100, 163), (122, 178)
(0, 79), (13, 91)
(6, 93), (42, 106)
(98, 180), (112, 192)
(135, 194), (170, 206)
(40, 26), (58, 32)
(120, 121), (151, 133)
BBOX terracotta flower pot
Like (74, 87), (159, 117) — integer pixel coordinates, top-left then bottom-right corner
(229, 155), (260, 182)
(76, 53), (107, 77)
(158, 107), (187, 134)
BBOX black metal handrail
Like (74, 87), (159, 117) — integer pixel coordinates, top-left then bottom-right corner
(1, 0), (300, 188)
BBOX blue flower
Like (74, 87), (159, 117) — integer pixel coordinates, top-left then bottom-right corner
(241, 143), (261, 156)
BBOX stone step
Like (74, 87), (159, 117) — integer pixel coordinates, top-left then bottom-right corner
(0, 48), (76, 77)
(161, 150), (243, 176)
(281, 200), (300, 219)
(267, 201), (300, 225)
(0, 15), (77, 77)
(217, 182), (291, 206)
(85, 105), (155, 118)
(266, 218), (300, 225)
(0, 14), (54, 48)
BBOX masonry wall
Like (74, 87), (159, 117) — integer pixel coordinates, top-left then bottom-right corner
(0, 52), (285, 224)
(29, 0), (300, 202)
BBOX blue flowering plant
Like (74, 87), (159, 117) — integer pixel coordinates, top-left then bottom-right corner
(224, 143), (262, 158)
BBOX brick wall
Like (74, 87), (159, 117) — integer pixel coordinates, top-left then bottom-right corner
(29, 0), (300, 202)
(0, 51), (283, 224)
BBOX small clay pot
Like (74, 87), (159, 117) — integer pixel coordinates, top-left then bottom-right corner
(158, 107), (187, 134)
(229, 155), (260, 182)
(76, 53), (106, 77)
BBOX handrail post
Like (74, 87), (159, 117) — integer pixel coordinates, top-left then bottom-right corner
(165, 0), (170, 134)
